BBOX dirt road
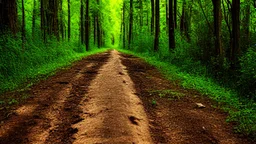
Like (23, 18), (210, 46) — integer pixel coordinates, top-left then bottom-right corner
(0, 50), (253, 144)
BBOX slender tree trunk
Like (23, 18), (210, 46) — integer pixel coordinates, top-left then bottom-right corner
(174, 0), (177, 28)
(151, 0), (154, 34)
(139, 0), (143, 27)
(123, 2), (126, 49)
(166, 0), (169, 34)
(128, 0), (133, 49)
(241, 0), (250, 51)
(68, 0), (71, 41)
(85, 0), (90, 51)
(231, 0), (240, 69)
(60, 0), (64, 41)
(97, 0), (101, 48)
(80, 0), (84, 44)
(169, 0), (175, 49)
(32, 0), (37, 38)
(212, 0), (224, 61)
(41, 0), (46, 41)
(22, 0), (26, 49)
(154, 0), (160, 51)
(94, 14), (97, 45)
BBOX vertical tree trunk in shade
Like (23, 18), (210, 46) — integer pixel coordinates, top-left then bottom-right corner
(174, 0), (177, 28)
(180, 1), (185, 33)
(41, 0), (46, 41)
(68, 0), (71, 41)
(151, 0), (154, 34)
(50, 0), (59, 40)
(166, 0), (169, 33)
(94, 14), (97, 45)
(154, 0), (160, 51)
(122, 3), (126, 49)
(212, 0), (224, 61)
(139, 0), (143, 27)
(60, 0), (64, 41)
(97, 0), (101, 48)
(231, 0), (240, 69)
(128, 0), (133, 49)
(241, 0), (250, 51)
(85, 0), (90, 51)
(22, 0), (26, 49)
(0, 0), (18, 35)
(32, 0), (37, 38)
(80, 0), (84, 44)
(169, 0), (175, 50)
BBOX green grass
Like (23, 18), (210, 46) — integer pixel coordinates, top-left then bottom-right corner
(117, 48), (256, 138)
(0, 36), (109, 98)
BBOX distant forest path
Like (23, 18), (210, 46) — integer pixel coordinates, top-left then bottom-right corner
(0, 50), (252, 144)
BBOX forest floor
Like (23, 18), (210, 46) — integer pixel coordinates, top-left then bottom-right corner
(0, 50), (253, 144)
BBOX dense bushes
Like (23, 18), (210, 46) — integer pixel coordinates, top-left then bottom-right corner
(240, 48), (256, 99)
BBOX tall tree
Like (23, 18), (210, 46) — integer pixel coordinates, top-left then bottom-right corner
(68, 0), (71, 41)
(169, 0), (175, 49)
(128, 0), (133, 49)
(241, 0), (250, 51)
(154, 0), (160, 51)
(231, 0), (240, 69)
(22, 0), (26, 49)
(85, 0), (90, 51)
(212, 0), (224, 60)
(80, 0), (84, 44)
(0, 0), (18, 35)
(151, 0), (155, 34)
(122, 2), (126, 49)
(174, 0), (177, 28)
(32, 0), (37, 38)
(41, 0), (46, 41)
(97, 0), (101, 48)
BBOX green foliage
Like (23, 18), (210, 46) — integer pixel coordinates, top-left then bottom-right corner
(0, 34), (108, 94)
(239, 48), (256, 99)
(151, 99), (157, 106)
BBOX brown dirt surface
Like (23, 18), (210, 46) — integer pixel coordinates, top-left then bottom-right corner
(0, 50), (254, 144)
(120, 53), (254, 144)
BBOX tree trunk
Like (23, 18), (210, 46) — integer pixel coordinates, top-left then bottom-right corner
(123, 2), (126, 49)
(80, 0), (84, 44)
(41, 0), (46, 41)
(231, 0), (240, 69)
(151, 0), (154, 34)
(32, 0), (37, 38)
(0, 0), (18, 35)
(97, 0), (101, 48)
(22, 0), (26, 49)
(212, 0), (224, 60)
(169, 0), (175, 50)
(154, 0), (160, 51)
(174, 0), (177, 28)
(85, 0), (90, 51)
(139, 0), (143, 27)
(128, 0), (133, 49)
(68, 0), (71, 41)
(241, 0), (250, 51)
